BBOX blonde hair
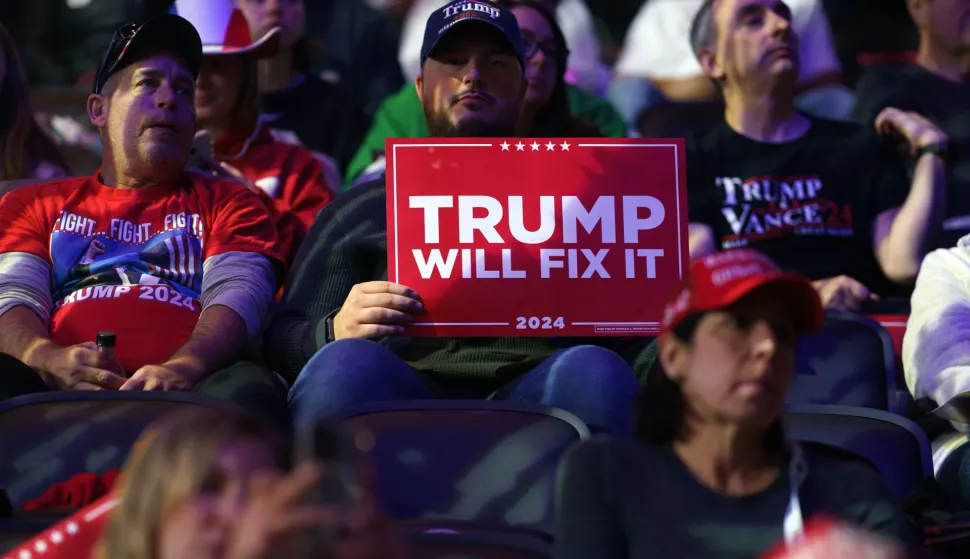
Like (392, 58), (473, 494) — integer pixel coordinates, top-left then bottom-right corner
(96, 407), (290, 559)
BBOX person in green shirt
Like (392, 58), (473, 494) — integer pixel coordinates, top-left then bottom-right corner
(344, 1), (628, 188)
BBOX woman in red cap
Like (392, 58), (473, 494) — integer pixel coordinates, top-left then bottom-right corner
(554, 248), (911, 559)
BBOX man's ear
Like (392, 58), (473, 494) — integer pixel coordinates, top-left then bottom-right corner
(414, 75), (424, 101)
(697, 45), (725, 82)
(657, 334), (689, 383)
(87, 93), (108, 129)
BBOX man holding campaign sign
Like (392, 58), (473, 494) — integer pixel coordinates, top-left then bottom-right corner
(264, 0), (653, 435)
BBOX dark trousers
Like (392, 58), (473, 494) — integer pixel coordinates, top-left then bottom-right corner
(0, 354), (289, 427)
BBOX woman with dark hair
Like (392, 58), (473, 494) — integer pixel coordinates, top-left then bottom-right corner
(0, 22), (69, 180)
(497, 0), (603, 138)
(554, 249), (911, 559)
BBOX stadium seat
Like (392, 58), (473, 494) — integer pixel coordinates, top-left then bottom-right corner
(329, 400), (590, 536)
(789, 311), (903, 413)
(406, 530), (552, 559)
(0, 392), (239, 509)
(783, 404), (933, 501)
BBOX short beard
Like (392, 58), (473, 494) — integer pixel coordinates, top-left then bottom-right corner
(422, 100), (518, 138)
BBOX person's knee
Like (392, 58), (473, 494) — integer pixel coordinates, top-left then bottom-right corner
(552, 345), (638, 387)
(289, 339), (422, 422)
(296, 339), (395, 383)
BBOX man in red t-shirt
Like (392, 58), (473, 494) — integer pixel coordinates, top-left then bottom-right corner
(0, 14), (288, 423)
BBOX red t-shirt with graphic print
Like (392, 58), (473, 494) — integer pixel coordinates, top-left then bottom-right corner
(215, 123), (332, 264)
(0, 172), (282, 372)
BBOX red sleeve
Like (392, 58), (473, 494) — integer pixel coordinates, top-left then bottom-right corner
(204, 181), (285, 266)
(0, 186), (53, 261)
(279, 151), (333, 238)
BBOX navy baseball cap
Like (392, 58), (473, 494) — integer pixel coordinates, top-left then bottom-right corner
(420, 1), (526, 70)
(93, 14), (203, 94)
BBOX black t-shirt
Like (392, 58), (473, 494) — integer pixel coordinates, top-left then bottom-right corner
(855, 64), (970, 249)
(687, 118), (909, 284)
(261, 76), (371, 175)
(555, 437), (909, 559)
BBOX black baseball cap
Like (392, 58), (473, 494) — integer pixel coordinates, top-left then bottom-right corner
(420, 1), (526, 70)
(93, 14), (203, 95)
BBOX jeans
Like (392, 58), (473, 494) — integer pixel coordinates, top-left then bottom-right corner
(288, 339), (640, 436)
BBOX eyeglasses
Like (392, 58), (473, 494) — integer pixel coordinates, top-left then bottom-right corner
(521, 37), (561, 61)
(94, 22), (142, 93)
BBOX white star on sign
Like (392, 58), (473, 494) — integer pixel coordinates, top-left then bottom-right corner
(560, 141), (570, 151)
(65, 522), (78, 535)
(19, 550), (31, 559)
(50, 532), (63, 545)
(515, 142), (525, 151)
(500, 141), (510, 151)
(531, 142), (540, 151)
(34, 541), (47, 553)
(546, 142), (556, 151)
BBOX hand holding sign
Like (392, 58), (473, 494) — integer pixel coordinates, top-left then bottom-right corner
(334, 281), (424, 340)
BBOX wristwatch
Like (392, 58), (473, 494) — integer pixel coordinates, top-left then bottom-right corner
(315, 312), (338, 347)
(324, 315), (336, 344)
(916, 140), (950, 163)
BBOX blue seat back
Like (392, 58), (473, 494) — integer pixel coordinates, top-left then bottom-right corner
(331, 401), (589, 536)
(783, 404), (932, 501)
(790, 312), (896, 410)
(0, 392), (238, 508)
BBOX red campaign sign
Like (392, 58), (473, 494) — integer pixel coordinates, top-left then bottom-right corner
(385, 138), (689, 337)
(4, 495), (116, 559)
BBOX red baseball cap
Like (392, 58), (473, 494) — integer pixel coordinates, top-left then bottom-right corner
(661, 249), (824, 337)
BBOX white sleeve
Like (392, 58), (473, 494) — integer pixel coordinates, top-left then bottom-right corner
(903, 244), (970, 404)
(0, 252), (52, 324)
(200, 251), (276, 341)
(791, 0), (841, 82)
(556, 0), (610, 94)
(399, 0), (447, 84)
(614, 0), (704, 79)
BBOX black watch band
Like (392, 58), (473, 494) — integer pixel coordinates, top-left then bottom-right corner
(916, 141), (950, 163)
(324, 315), (336, 344)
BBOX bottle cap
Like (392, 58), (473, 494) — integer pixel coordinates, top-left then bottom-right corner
(96, 332), (117, 347)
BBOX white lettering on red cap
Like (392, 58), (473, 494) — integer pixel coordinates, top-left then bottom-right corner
(711, 263), (770, 287)
(703, 249), (773, 269)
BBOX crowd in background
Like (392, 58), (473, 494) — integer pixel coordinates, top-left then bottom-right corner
(0, 0), (968, 558)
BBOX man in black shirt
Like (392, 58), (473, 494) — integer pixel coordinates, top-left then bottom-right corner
(854, 0), (970, 250)
(264, 1), (640, 435)
(686, 0), (948, 310)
